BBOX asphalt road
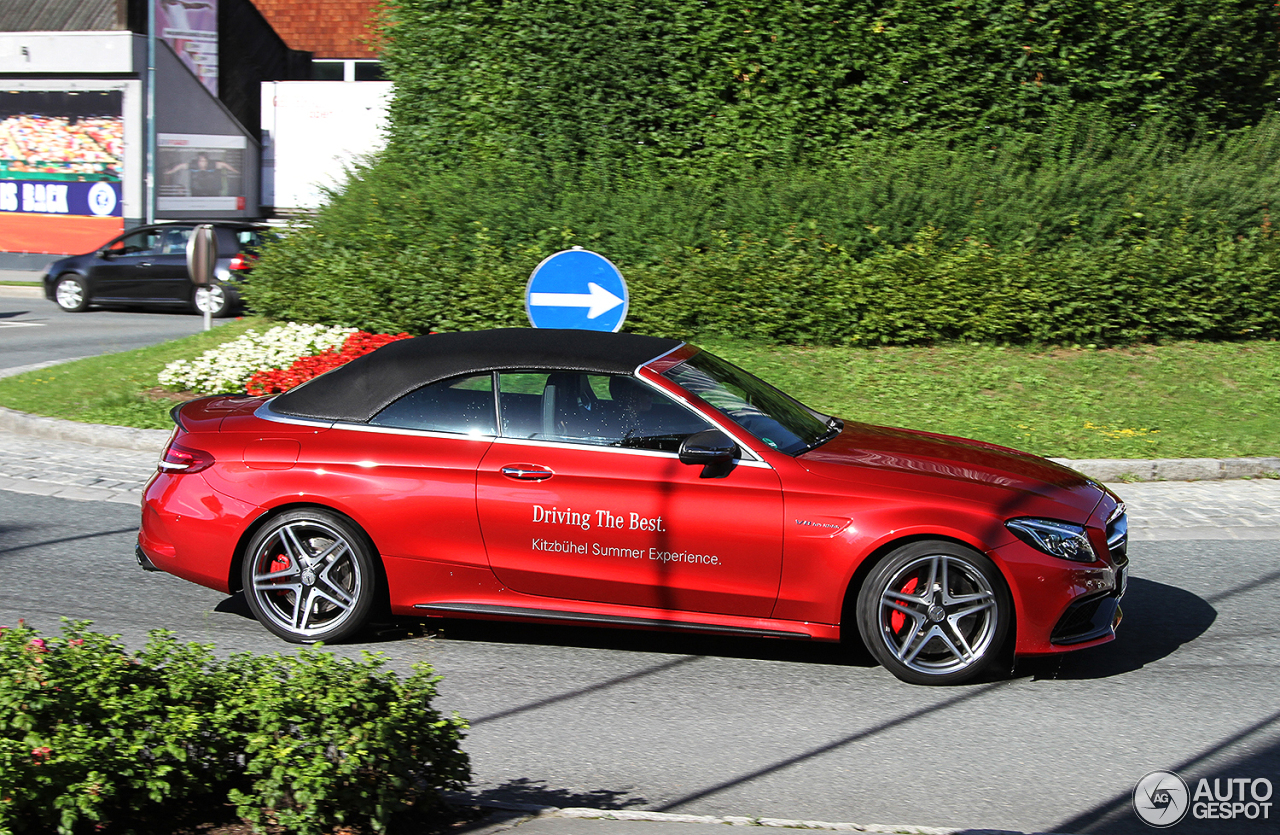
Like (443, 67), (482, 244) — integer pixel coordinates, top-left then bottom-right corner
(0, 291), (224, 376)
(1, 489), (1276, 834)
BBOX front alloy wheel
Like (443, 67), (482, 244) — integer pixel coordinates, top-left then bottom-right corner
(54, 275), (88, 312)
(242, 510), (377, 643)
(857, 541), (1010, 685)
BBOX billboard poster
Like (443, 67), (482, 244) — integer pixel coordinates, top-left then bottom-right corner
(0, 90), (125, 254)
(158, 133), (246, 212)
(158, 0), (219, 96)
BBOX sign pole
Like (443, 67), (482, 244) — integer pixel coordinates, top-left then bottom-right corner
(186, 224), (217, 331)
(145, 0), (156, 225)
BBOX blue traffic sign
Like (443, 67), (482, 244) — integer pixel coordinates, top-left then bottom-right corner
(525, 247), (628, 332)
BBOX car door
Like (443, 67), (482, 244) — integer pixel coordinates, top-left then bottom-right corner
(87, 228), (165, 302)
(148, 225), (196, 302)
(476, 371), (785, 618)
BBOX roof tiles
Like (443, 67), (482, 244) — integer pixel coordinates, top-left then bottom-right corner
(250, 0), (382, 58)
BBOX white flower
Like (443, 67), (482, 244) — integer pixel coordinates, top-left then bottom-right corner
(159, 323), (356, 394)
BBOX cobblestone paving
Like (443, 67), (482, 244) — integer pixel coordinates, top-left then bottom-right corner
(0, 431), (158, 505)
(1, 429), (1277, 538)
(1111, 478), (1280, 540)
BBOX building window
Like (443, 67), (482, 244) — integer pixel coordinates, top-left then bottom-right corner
(353, 62), (386, 81)
(311, 60), (384, 82)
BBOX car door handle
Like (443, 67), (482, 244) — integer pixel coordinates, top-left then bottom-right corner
(501, 466), (554, 481)
(139, 261), (152, 267)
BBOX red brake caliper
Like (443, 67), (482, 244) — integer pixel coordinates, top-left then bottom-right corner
(890, 577), (919, 634)
(269, 552), (291, 592)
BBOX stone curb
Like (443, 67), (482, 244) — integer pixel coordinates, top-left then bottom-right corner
(453, 799), (1070, 835)
(1048, 456), (1280, 484)
(0, 402), (1276, 483)
(0, 284), (43, 298)
(0, 405), (171, 452)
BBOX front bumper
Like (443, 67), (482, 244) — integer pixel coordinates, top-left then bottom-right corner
(994, 509), (1128, 656)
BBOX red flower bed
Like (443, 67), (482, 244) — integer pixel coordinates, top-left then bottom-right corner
(245, 330), (413, 396)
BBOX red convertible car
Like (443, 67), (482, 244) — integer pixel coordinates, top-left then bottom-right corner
(137, 328), (1127, 685)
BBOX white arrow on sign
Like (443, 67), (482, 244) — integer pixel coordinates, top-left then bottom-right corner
(529, 282), (625, 320)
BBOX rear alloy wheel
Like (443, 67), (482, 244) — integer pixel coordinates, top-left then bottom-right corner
(242, 510), (377, 643)
(193, 282), (231, 317)
(857, 541), (1010, 685)
(54, 275), (88, 312)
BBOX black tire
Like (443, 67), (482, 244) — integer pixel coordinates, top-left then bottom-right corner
(857, 540), (1011, 686)
(192, 282), (233, 318)
(241, 509), (378, 644)
(53, 274), (89, 312)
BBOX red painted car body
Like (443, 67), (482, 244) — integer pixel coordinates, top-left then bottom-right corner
(138, 329), (1127, 685)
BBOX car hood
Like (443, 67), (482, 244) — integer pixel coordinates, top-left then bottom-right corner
(798, 421), (1105, 516)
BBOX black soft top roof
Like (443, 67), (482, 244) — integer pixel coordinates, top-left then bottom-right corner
(270, 328), (683, 422)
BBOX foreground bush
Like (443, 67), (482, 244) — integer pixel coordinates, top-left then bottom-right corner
(0, 621), (469, 835)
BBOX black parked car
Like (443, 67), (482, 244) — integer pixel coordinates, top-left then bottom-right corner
(43, 222), (270, 317)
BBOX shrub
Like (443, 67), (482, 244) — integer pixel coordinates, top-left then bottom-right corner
(0, 621), (470, 835)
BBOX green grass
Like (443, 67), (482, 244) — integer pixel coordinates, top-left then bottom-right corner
(1, 322), (1277, 459)
(706, 340), (1280, 460)
(0, 318), (268, 429)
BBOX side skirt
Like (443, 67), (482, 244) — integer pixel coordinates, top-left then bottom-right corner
(414, 602), (815, 640)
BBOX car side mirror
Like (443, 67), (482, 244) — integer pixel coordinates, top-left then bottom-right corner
(679, 429), (738, 477)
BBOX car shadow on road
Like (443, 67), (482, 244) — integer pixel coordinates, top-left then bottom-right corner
(409, 616), (866, 667)
(213, 576), (1212, 680)
(1016, 576), (1215, 681)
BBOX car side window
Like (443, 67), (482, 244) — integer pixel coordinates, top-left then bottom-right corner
(369, 374), (496, 435)
(109, 229), (163, 256)
(497, 371), (714, 452)
(160, 227), (193, 255)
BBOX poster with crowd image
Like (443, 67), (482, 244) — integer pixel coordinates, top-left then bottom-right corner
(158, 133), (246, 212)
(0, 89), (124, 254)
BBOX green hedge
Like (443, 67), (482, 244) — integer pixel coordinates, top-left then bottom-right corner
(248, 192), (1280, 346)
(244, 1), (1280, 345)
(381, 0), (1280, 168)
(0, 621), (469, 835)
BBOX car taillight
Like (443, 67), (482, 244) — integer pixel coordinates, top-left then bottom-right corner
(229, 253), (256, 272)
(159, 441), (215, 474)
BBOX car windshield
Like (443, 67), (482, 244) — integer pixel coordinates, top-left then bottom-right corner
(663, 350), (837, 455)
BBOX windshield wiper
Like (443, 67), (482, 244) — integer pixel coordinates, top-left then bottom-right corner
(797, 418), (841, 454)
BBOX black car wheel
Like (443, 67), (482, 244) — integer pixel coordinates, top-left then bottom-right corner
(192, 282), (232, 317)
(53, 274), (89, 312)
(242, 510), (378, 644)
(857, 540), (1011, 685)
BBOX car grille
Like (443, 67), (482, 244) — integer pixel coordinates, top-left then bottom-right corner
(1106, 504), (1128, 567)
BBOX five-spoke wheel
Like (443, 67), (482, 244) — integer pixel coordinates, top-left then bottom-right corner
(242, 510), (377, 643)
(54, 275), (88, 312)
(193, 282), (232, 317)
(857, 541), (1010, 685)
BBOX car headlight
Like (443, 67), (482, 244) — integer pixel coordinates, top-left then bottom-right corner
(1006, 518), (1098, 562)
